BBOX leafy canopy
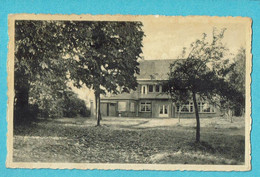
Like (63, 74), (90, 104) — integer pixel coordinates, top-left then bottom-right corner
(67, 21), (144, 95)
(15, 21), (71, 119)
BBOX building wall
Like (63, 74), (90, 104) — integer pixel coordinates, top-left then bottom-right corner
(100, 103), (107, 116)
(117, 100), (136, 117)
(100, 102), (117, 117)
(101, 100), (137, 117)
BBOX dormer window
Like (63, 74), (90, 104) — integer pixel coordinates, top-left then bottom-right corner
(148, 85), (153, 92)
(162, 85), (168, 92)
(155, 85), (160, 92)
(141, 85), (147, 94)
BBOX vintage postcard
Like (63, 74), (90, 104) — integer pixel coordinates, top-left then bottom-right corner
(6, 14), (251, 171)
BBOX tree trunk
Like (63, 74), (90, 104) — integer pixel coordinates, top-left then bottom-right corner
(192, 91), (200, 143)
(178, 111), (180, 123)
(178, 105), (181, 123)
(229, 109), (233, 123)
(14, 84), (30, 124)
(95, 92), (102, 126)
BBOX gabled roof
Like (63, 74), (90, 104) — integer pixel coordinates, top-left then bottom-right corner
(136, 59), (178, 80)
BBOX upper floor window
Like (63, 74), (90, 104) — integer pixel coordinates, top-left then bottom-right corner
(148, 85), (153, 92)
(162, 85), (168, 92)
(141, 84), (162, 94)
(141, 85), (146, 94)
(155, 85), (160, 92)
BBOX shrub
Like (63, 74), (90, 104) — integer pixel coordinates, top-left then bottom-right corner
(62, 91), (90, 118)
(37, 98), (64, 118)
(28, 90), (90, 119)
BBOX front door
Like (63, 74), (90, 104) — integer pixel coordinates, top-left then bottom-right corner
(159, 105), (168, 117)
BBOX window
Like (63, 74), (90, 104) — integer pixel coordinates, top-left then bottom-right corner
(176, 102), (215, 113)
(190, 102), (194, 112)
(155, 85), (160, 92)
(159, 105), (168, 117)
(148, 85), (153, 92)
(176, 102), (193, 113)
(140, 102), (151, 112)
(162, 85), (168, 92)
(141, 85), (147, 94)
(160, 105), (163, 114)
(130, 102), (135, 112)
(198, 102), (215, 113)
(143, 86), (146, 94)
(164, 105), (168, 114)
(118, 101), (127, 112)
(198, 102), (203, 113)
(181, 105), (189, 112)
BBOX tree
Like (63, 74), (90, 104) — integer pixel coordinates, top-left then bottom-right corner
(217, 47), (246, 122)
(230, 48), (246, 116)
(68, 21), (144, 126)
(14, 20), (71, 123)
(164, 29), (232, 142)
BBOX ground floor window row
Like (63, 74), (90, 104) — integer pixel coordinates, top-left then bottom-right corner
(176, 102), (215, 113)
(140, 101), (215, 113)
(116, 101), (215, 113)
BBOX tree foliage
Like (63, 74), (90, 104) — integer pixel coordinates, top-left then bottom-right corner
(14, 21), (70, 123)
(215, 47), (246, 118)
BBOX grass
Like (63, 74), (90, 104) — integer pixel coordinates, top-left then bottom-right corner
(13, 116), (245, 164)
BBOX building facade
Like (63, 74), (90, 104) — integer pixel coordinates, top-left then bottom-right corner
(100, 59), (219, 118)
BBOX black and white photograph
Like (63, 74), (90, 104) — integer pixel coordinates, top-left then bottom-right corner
(7, 14), (251, 171)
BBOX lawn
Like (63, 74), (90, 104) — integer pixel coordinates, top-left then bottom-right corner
(13, 116), (245, 164)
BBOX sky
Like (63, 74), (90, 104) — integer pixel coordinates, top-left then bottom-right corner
(140, 16), (249, 60)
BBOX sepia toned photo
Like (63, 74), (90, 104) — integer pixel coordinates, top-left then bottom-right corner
(6, 14), (251, 171)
